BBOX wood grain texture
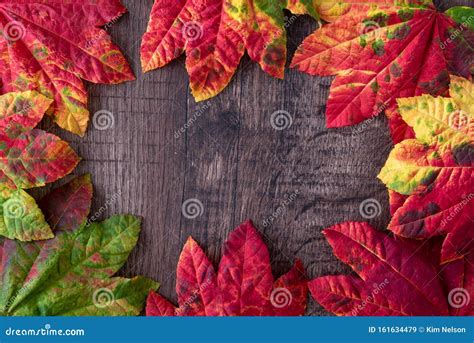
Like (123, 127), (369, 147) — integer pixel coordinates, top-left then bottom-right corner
(42, 0), (472, 316)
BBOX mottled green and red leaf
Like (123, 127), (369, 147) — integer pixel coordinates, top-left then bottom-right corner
(0, 91), (80, 241)
(141, 0), (297, 101)
(0, 177), (158, 316)
(379, 76), (473, 262)
(38, 174), (93, 232)
(0, 0), (134, 135)
(287, 0), (432, 22)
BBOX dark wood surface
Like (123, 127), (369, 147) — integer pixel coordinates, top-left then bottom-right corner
(45, 0), (472, 315)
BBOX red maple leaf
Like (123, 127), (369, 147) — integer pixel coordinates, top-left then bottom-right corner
(310, 222), (473, 316)
(291, 2), (472, 143)
(146, 220), (307, 316)
(141, 0), (294, 101)
(0, 0), (134, 136)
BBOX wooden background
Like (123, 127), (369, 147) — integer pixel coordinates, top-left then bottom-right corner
(45, 0), (472, 315)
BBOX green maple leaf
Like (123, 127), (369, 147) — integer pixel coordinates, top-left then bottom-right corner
(0, 175), (158, 316)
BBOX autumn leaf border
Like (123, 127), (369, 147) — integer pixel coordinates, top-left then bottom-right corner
(0, 0), (471, 317)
